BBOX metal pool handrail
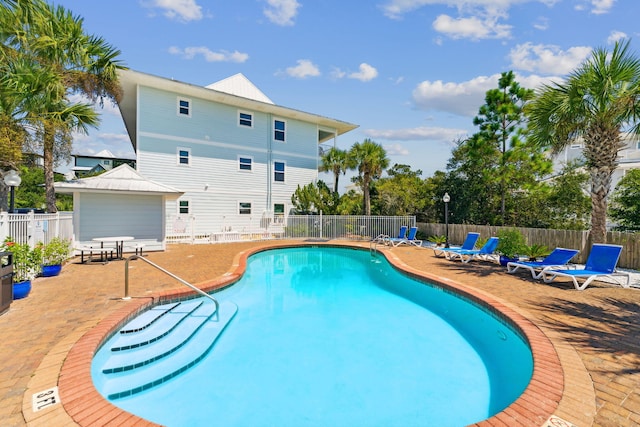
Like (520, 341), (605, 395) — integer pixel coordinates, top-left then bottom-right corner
(124, 255), (220, 321)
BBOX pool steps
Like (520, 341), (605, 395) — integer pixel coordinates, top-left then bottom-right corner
(95, 299), (237, 400)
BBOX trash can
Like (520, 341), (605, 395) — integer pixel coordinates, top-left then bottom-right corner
(1, 251), (13, 315)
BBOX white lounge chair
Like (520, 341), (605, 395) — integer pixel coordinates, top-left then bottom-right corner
(507, 247), (579, 279)
(542, 244), (630, 290)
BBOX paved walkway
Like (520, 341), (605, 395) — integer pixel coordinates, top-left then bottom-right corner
(1, 241), (639, 426)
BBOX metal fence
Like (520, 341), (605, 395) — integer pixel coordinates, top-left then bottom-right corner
(166, 214), (416, 244)
(419, 222), (640, 270)
(0, 212), (74, 247)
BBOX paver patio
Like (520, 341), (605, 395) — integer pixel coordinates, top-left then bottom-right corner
(1, 241), (639, 426)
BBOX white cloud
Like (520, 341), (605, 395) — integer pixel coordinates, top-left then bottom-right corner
(411, 73), (559, 117)
(607, 30), (627, 44)
(380, 0), (559, 19)
(147, 0), (203, 21)
(264, 0), (301, 26)
(509, 43), (592, 75)
(587, 0), (615, 14)
(168, 46), (249, 63)
(285, 59), (321, 79)
(384, 143), (411, 155)
(330, 67), (347, 80)
(365, 126), (468, 144)
(348, 63), (378, 82)
(532, 16), (549, 30)
(433, 13), (511, 39)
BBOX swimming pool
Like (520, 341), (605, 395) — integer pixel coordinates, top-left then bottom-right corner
(92, 246), (533, 426)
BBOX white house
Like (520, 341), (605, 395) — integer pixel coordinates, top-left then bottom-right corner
(116, 69), (358, 239)
(71, 149), (136, 178)
(552, 132), (640, 191)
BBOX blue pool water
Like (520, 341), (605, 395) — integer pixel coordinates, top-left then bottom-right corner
(93, 247), (533, 426)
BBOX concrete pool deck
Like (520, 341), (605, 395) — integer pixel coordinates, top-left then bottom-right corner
(1, 241), (639, 426)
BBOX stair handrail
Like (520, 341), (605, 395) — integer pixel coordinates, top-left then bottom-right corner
(124, 255), (219, 321)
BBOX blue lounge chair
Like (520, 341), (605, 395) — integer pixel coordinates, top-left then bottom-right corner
(372, 225), (407, 244)
(447, 237), (499, 263)
(432, 232), (480, 258)
(389, 226), (422, 247)
(506, 247), (579, 279)
(541, 244), (630, 290)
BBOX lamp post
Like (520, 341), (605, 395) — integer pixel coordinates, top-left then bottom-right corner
(4, 170), (21, 213)
(442, 192), (450, 248)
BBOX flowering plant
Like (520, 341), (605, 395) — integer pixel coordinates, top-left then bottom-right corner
(1, 238), (42, 283)
(40, 237), (72, 266)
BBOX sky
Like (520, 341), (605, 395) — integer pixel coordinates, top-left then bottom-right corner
(52, 0), (638, 188)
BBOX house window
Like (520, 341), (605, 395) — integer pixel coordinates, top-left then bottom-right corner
(274, 161), (285, 182)
(239, 202), (252, 215)
(274, 203), (285, 223)
(178, 148), (190, 165)
(274, 119), (286, 142)
(177, 97), (191, 117)
(570, 143), (583, 149)
(239, 111), (253, 127)
(178, 200), (189, 215)
(103, 160), (111, 166)
(239, 156), (252, 171)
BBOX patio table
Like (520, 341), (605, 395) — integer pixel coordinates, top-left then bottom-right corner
(92, 236), (134, 260)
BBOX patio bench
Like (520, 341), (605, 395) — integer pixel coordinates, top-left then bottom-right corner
(75, 245), (114, 264)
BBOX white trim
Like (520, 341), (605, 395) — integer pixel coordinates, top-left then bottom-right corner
(178, 198), (190, 215)
(139, 131), (317, 160)
(274, 118), (286, 143)
(238, 201), (252, 215)
(238, 155), (253, 172)
(273, 159), (286, 183)
(238, 110), (253, 128)
(177, 97), (192, 117)
(177, 147), (191, 166)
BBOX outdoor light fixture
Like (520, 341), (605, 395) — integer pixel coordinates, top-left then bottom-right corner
(442, 192), (450, 248)
(3, 170), (21, 214)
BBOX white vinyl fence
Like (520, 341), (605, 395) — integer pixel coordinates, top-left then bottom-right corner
(0, 212), (74, 247)
(166, 214), (416, 244)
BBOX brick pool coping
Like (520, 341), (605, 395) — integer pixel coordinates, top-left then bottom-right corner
(37, 242), (567, 426)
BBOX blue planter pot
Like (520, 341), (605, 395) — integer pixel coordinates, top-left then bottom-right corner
(13, 280), (31, 299)
(41, 264), (62, 277)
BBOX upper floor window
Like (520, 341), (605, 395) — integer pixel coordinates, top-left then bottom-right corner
(239, 111), (253, 127)
(274, 119), (286, 142)
(274, 161), (285, 182)
(178, 147), (190, 165)
(103, 160), (111, 166)
(178, 199), (189, 215)
(570, 142), (583, 149)
(239, 202), (252, 215)
(177, 97), (191, 117)
(239, 156), (252, 171)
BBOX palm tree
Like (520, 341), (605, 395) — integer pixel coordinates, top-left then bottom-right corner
(0, 0), (126, 212)
(349, 139), (389, 215)
(527, 40), (640, 243)
(319, 147), (350, 193)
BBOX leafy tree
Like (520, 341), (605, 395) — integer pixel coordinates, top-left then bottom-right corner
(0, 0), (126, 212)
(290, 181), (337, 214)
(527, 40), (640, 243)
(348, 139), (389, 215)
(319, 147), (350, 193)
(376, 164), (429, 216)
(609, 169), (640, 231)
(473, 71), (550, 224)
(545, 163), (591, 230)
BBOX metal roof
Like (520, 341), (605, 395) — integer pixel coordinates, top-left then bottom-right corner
(54, 164), (183, 196)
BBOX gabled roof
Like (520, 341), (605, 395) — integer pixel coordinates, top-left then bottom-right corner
(54, 164), (183, 196)
(206, 73), (274, 104)
(117, 69), (358, 151)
